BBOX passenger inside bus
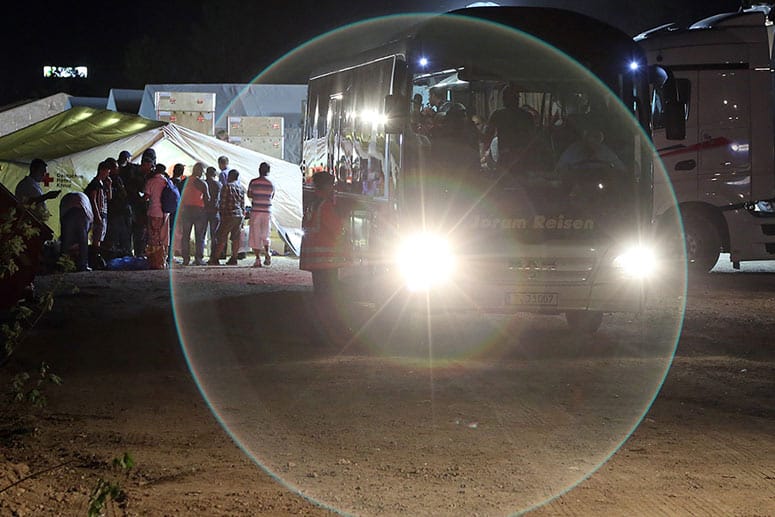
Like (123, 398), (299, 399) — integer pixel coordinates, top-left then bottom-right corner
(555, 127), (625, 173)
(428, 101), (481, 176)
(481, 86), (536, 170)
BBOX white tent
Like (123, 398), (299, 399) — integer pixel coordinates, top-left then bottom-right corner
(0, 108), (303, 254)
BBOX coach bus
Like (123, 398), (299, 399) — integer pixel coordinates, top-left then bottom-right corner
(300, 6), (684, 332)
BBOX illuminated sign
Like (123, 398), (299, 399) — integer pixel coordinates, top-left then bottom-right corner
(43, 66), (88, 78)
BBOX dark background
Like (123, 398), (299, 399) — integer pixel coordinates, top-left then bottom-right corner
(1, 0), (743, 107)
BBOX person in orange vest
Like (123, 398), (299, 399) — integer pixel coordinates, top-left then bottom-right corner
(300, 171), (347, 296)
(178, 162), (210, 266)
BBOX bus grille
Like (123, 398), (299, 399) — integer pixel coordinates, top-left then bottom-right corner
(476, 257), (596, 284)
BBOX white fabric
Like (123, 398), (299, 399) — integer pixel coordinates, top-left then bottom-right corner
(248, 212), (271, 248)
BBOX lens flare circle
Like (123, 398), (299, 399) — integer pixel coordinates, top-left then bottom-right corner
(173, 12), (687, 516)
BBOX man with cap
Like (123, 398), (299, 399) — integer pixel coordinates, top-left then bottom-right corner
(121, 149), (151, 257)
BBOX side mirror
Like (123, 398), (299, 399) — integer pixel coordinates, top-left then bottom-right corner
(650, 65), (686, 140)
(384, 94), (408, 134)
(662, 76), (686, 140)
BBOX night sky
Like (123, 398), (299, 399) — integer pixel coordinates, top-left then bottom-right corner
(1, 0), (742, 107)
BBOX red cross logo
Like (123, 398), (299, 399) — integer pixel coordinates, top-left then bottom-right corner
(197, 115), (205, 123)
(42, 172), (54, 187)
(170, 97), (177, 104)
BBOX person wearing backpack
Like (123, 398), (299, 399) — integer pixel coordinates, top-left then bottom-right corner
(144, 156), (173, 270)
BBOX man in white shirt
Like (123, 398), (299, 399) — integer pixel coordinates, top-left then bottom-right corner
(217, 155), (230, 187)
(15, 158), (60, 222)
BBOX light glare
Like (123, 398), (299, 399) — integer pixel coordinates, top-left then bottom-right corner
(612, 245), (658, 278)
(397, 233), (455, 291)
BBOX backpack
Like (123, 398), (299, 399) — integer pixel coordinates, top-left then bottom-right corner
(161, 176), (180, 214)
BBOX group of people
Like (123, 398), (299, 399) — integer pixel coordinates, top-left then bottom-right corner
(15, 150), (276, 272)
(411, 85), (623, 178)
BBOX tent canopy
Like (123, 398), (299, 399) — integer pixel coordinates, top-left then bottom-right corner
(0, 107), (164, 161)
(0, 107), (303, 253)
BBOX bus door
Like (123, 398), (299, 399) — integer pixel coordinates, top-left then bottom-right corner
(696, 68), (751, 204)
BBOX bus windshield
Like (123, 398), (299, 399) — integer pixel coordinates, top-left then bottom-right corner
(406, 68), (643, 246)
(302, 8), (653, 253)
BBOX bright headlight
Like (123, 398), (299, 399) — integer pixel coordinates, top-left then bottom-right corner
(397, 233), (456, 291)
(612, 245), (658, 278)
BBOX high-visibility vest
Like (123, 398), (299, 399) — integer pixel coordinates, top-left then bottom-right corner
(299, 196), (347, 271)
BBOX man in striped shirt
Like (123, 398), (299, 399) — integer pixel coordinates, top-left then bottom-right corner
(247, 162), (275, 267)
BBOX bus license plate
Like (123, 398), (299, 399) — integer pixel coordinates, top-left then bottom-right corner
(506, 292), (558, 306)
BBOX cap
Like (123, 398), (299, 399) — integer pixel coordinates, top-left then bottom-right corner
(118, 150), (131, 161)
(141, 148), (156, 163)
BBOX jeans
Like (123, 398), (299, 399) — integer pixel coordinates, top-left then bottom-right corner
(168, 211), (177, 264)
(60, 208), (91, 271)
(205, 210), (220, 258)
(179, 207), (208, 263)
(105, 213), (132, 256)
(130, 203), (147, 257)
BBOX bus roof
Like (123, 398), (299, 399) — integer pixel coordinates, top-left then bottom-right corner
(307, 7), (644, 85)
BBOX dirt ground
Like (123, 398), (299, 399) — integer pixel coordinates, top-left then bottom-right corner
(1, 255), (773, 516)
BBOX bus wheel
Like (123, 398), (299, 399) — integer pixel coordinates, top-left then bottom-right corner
(565, 310), (603, 334)
(682, 213), (721, 273)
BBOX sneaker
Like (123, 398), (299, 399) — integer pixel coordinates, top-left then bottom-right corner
(194, 259), (207, 266)
(207, 259), (220, 266)
(263, 256), (271, 266)
(226, 258), (238, 266)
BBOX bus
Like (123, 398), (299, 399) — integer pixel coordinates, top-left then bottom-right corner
(300, 6), (684, 333)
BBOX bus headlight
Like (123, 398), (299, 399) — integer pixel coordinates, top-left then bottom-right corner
(612, 245), (658, 278)
(397, 233), (456, 291)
